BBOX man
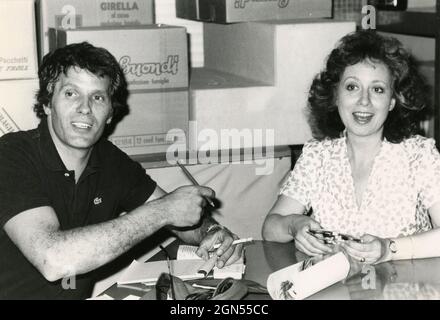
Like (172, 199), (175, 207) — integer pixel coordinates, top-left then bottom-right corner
(0, 42), (242, 299)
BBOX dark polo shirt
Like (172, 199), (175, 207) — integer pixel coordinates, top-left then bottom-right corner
(0, 121), (157, 299)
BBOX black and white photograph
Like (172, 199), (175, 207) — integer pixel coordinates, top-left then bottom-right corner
(1, 0), (440, 306)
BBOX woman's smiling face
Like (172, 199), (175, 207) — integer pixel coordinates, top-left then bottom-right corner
(336, 59), (396, 139)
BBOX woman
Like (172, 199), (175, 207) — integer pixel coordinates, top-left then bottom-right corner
(262, 30), (440, 265)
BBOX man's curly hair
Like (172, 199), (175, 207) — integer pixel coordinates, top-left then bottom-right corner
(34, 42), (128, 124)
(308, 30), (430, 143)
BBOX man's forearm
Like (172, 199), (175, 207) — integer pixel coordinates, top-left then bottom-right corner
(6, 185), (209, 282)
(42, 202), (169, 281)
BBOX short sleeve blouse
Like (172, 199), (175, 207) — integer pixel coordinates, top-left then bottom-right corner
(279, 135), (440, 238)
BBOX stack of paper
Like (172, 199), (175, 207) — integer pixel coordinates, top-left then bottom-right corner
(177, 245), (246, 279)
(117, 259), (206, 285)
(117, 245), (246, 285)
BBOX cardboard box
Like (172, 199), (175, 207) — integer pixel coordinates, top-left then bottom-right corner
(0, 79), (40, 137)
(176, 0), (332, 23)
(204, 21), (276, 85)
(155, 0), (205, 68)
(55, 25), (189, 91)
(189, 68), (292, 149)
(0, 0), (38, 80)
(109, 90), (189, 155)
(190, 20), (355, 149)
(408, 0), (435, 8)
(38, 0), (154, 58)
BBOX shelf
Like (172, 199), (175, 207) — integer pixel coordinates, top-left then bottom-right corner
(375, 7), (436, 38)
(131, 145), (293, 169)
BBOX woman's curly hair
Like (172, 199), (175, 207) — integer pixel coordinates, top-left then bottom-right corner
(34, 42), (128, 124)
(308, 30), (431, 143)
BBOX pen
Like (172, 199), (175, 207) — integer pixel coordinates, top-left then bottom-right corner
(176, 160), (216, 208)
(117, 283), (152, 293)
(159, 245), (176, 300)
(212, 237), (253, 249)
(192, 283), (216, 290)
(307, 229), (361, 243)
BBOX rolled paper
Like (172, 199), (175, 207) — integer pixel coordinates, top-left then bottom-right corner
(267, 252), (351, 300)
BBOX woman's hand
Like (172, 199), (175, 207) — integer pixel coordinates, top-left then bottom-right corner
(341, 234), (390, 264)
(290, 215), (333, 256)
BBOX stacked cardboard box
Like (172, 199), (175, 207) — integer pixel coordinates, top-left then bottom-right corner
(55, 25), (188, 91)
(176, 0), (332, 23)
(174, 1), (359, 151)
(108, 90), (189, 155)
(0, 0), (40, 138)
(156, 0), (205, 68)
(189, 20), (356, 149)
(0, 0), (38, 80)
(37, 0), (154, 58)
(54, 25), (190, 156)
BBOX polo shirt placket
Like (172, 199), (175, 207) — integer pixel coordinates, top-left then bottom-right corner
(38, 122), (103, 229)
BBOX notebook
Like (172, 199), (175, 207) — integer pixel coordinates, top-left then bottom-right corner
(117, 259), (206, 285)
(177, 244), (246, 279)
(117, 245), (246, 285)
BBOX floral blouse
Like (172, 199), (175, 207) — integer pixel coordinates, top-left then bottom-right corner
(280, 135), (440, 238)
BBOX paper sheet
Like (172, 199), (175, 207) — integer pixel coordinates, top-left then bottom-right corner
(177, 245), (246, 279)
(267, 252), (350, 300)
(176, 244), (202, 260)
(117, 243), (247, 285)
(117, 259), (206, 285)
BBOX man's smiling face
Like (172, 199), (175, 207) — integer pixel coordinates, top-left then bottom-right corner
(44, 67), (113, 153)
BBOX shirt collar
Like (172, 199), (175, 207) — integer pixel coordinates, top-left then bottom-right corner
(38, 120), (101, 173)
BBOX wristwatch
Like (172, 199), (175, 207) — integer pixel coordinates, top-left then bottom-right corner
(389, 239), (397, 254)
(206, 224), (224, 234)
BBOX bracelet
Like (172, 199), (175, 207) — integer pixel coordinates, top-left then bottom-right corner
(206, 224), (224, 234)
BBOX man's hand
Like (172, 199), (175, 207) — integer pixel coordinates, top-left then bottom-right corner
(196, 226), (243, 268)
(151, 186), (215, 228)
(290, 215), (333, 256)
